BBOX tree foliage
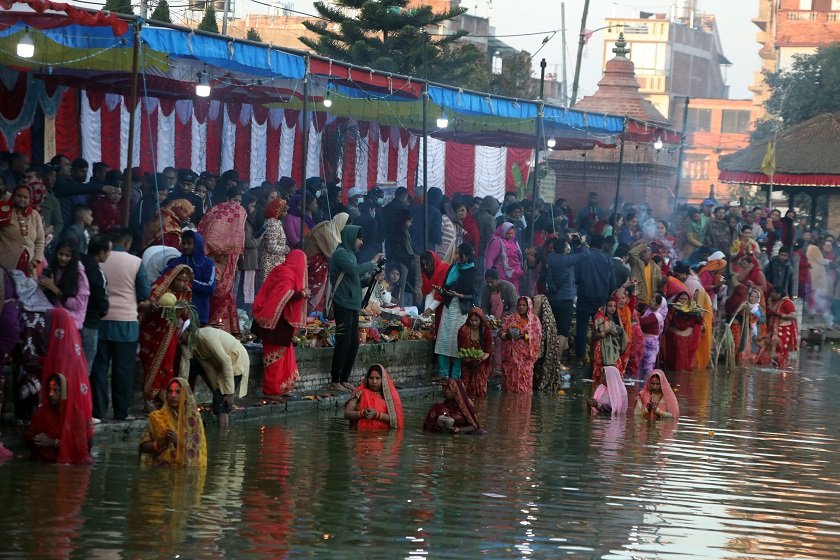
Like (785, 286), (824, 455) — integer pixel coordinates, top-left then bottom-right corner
(246, 27), (263, 42)
(198, 4), (219, 34)
(300, 0), (489, 89)
(754, 44), (840, 140)
(489, 51), (537, 99)
(103, 0), (133, 15)
(150, 0), (171, 23)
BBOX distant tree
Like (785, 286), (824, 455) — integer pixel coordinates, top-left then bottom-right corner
(754, 44), (840, 140)
(150, 0), (171, 23)
(300, 0), (489, 89)
(246, 27), (263, 42)
(103, 0), (133, 15)
(489, 50), (538, 99)
(198, 4), (219, 34)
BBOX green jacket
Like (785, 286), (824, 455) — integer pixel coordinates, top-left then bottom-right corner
(329, 225), (376, 311)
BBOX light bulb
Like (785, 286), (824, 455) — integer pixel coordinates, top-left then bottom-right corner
(195, 74), (211, 98)
(546, 137), (557, 149)
(323, 96), (333, 108)
(653, 137), (663, 151)
(17, 31), (34, 59)
(436, 111), (449, 129)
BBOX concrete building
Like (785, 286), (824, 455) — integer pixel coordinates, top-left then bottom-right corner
(750, 0), (840, 113)
(600, 4), (730, 121)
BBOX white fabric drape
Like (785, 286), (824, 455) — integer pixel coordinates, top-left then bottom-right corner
(397, 138), (409, 188)
(220, 106), (236, 174)
(306, 121), (321, 179)
(474, 145), (507, 200)
(80, 91), (101, 179)
(250, 118), (267, 188)
(156, 107), (175, 171)
(354, 130), (369, 191)
(278, 119), (295, 179)
(191, 114), (207, 174)
(376, 137), (389, 184)
(418, 135), (445, 191)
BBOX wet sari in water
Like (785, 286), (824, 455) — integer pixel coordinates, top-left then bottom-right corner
(634, 369), (680, 420)
(139, 377), (207, 467)
(423, 378), (483, 433)
(663, 293), (704, 372)
(591, 307), (628, 385)
(591, 366), (628, 416)
(457, 307), (493, 397)
(349, 365), (403, 431)
(768, 296), (798, 369)
(501, 297), (542, 394)
(532, 294), (564, 393)
(140, 265), (193, 403)
(252, 249), (307, 396)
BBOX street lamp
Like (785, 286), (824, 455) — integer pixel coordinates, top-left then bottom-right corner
(653, 137), (663, 151)
(547, 136), (557, 149)
(322, 89), (333, 108)
(17, 29), (34, 58)
(436, 110), (449, 129)
(195, 72), (211, 97)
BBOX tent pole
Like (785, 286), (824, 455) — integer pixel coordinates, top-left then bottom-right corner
(122, 19), (141, 227)
(612, 117), (628, 217)
(672, 96), (689, 210)
(524, 59), (546, 295)
(301, 58), (310, 244)
(422, 31), (429, 252)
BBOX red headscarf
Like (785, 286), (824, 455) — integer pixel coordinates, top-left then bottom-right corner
(253, 249), (307, 330)
(28, 308), (93, 464)
(265, 197), (289, 220)
(635, 369), (680, 420)
(421, 250), (449, 298)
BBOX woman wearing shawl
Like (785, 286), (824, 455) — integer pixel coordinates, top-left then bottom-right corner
(260, 197), (290, 282)
(612, 288), (634, 373)
(139, 377), (207, 467)
(726, 284), (765, 365)
(638, 294), (668, 377)
(500, 296), (542, 394)
(251, 250), (308, 397)
(457, 307), (494, 397)
(532, 294), (564, 393)
(588, 365), (628, 416)
(634, 369), (679, 420)
(142, 199), (194, 251)
(664, 291), (704, 372)
(283, 190), (317, 249)
(165, 230), (216, 326)
(27, 308), (93, 464)
(198, 188), (247, 335)
(767, 284), (799, 369)
(591, 297), (628, 385)
(303, 212), (348, 313)
(0, 185), (45, 276)
(434, 243), (478, 379)
(484, 222), (524, 286)
(807, 236), (835, 316)
(693, 259), (723, 370)
(139, 265), (194, 407)
(437, 200), (470, 261)
(39, 238), (90, 331)
(420, 250), (449, 331)
(423, 378), (484, 434)
(344, 364), (403, 431)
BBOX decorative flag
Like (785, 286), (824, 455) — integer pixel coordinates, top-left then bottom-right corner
(761, 140), (776, 178)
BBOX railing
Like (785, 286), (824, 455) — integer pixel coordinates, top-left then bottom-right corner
(786, 11), (819, 21)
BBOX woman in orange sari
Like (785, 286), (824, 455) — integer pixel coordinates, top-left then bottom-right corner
(139, 377), (207, 467)
(142, 199), (194, 251)
(139, 264), (193, 407)
(457, 307), (494, 397)
(500, 296), (542, 394)
(344, 364), (403, 431)
(251, 249), (308, 397)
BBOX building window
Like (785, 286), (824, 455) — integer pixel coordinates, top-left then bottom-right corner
(833, 0), (840, 11)
(799, 0), (812, 10)
(721, 109), (752, 134)
(686, 108), (712, 132)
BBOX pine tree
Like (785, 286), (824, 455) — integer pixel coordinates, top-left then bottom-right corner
(246, 27), (263, 42)
(198, 4), (219, 34)
(150, 0), (171, 22)
(300, 0), (488, 89)
(103, 0), (133, 15)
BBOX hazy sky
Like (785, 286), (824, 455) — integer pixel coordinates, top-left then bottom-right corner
(294, 0), (760, 100)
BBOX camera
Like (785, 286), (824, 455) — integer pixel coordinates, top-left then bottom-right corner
(375, 256), (387, 270)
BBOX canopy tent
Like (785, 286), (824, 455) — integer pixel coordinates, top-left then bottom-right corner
(718, 113), (840, 188)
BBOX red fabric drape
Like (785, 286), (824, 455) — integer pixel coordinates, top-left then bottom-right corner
(0, 133), (6, 152)
(174, 112), (192, 170)
(234, 117), (251, 181)
(139, 101), (158, 173)
(99, 103), (121, 169)
(387, 133), (398, 182)
(505, 147), (533, 192)
(407, 139), (418, 193)
(342, 128), (356, 188)
(0, 71), (28, 120)
(444, 142), (475, 197)
(265, 118), (281, 183)
(367, 129), (378, 189)
(15, 128), (31, 157)
(55, 89), (79, 160)
(205, 112), (222, 174)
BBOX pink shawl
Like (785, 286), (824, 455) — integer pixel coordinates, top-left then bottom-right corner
(636, 369), (680, 420)
(485, 222), (523, 282)
(592, 365), (628, 416)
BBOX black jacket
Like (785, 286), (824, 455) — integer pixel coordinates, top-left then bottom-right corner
(81, 255), (109, 329)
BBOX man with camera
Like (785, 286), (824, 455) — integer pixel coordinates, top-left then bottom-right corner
(328, 224), (383, 392)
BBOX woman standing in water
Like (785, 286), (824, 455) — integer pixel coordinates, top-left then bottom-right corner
(423, 378), (484, 434)
(591, 297), (628, 385)
(634, 370), (679, 420)
(457, 307), (494, 397)
(434, 243), (478, 379)
(139, 377), (207, 467)
(500, 296), (542, 394)
(588, 366), (628, 416)
(344, 364), (403, 431)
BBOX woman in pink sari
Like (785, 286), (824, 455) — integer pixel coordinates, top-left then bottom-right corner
(484, 222), (524, 286)
(500, 296), (542, 394)
(252, 249), (308, 397)
(588, 365), (628, 416)
(633, 369), (679, 420)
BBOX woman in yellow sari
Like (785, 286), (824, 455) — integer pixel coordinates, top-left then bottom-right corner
(139, 377), (207, 467)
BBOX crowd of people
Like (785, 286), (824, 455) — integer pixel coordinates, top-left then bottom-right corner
(0, 146), (825, 466)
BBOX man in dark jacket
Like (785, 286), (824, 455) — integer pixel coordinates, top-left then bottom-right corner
(329, 225), (381, 392)
(81, 234), (111, 373)
(544, 235), (590, 362)
(574, 235), (617, 364)
(410, 186), (443, 252)
(764, 248), (795, 298)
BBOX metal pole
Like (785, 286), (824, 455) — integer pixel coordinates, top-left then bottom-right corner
(221, 0), (231, 35)
(121, 20), (141, 227)
(140, 0), (148, 19)
(672, 96), (690, 209)
(300, 59), (309, 244)
(422, 31), (429, 251)
(570, 0), (590, 106)
(561, 2), (568, 106)
(612, 117), (628, 217)
(524, 59), (546, 295)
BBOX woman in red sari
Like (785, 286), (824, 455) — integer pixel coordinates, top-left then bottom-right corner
(344, 364), (403, 430)
(251, 249), (308, 397)
(501, 296), (543, 394)
(423, 378), (485, 434)
(663, 291), (704, 372)
(767, 285), (799, 369)
(27, 307), (93, 464)
(139, 264), (194, 407)
(457, 307), (494, 397)
(142, 199), (194, 251)
(420, 250), (450, 332)
(303, 212), (348, 314)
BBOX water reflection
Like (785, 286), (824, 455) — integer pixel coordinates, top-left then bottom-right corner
(2, 353), (840, 558)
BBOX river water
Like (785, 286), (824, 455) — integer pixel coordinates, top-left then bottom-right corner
(3, 350), (840, 559)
